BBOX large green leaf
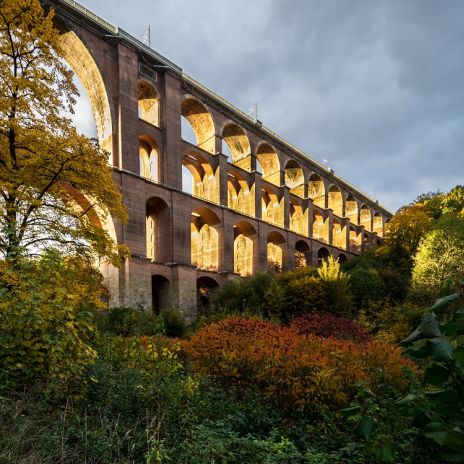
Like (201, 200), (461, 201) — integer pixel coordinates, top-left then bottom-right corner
(453, 346), (464, 365)
(340, 405), (361, 416)
(406, 343), (433, 359)
(444, 429), (464, 452)
(425, 389), (458, 405)
(373, 440), (395, 463)
(355, 416), (374, 441)
(402, 311), (441, 344)
(425, 363), (451, 385)
(428, 338), (453, 362)
(431, 294), (461, 312)
(424, 421), (449, 444)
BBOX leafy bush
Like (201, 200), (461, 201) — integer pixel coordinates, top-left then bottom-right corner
(263, 269), (326, 321)
(214, 272), (274, 315)
(183, 317), (415, 415)
(162, 307), (187, 337)
(290, 312), (372, 343)
(400, 293), (464, 462)
(0, 252), (102, 396)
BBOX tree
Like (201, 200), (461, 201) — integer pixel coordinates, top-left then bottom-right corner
(385, 204), (433, 255)
(0, 0), (126, 264)
(412, 228), (464, 299)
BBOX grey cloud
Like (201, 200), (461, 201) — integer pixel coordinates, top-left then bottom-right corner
(75, 0), (464, 211)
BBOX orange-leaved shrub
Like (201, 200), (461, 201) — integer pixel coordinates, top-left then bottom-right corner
(182, 317), (415, 413)
(289, 312), (372, 343)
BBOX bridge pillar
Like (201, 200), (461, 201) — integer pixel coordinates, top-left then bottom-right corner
(162, 72), (183, 189)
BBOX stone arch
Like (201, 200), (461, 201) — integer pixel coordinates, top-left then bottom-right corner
(139, 135), (159, 182)
(267, 231), (285, 272)
(328, 185), (344, 217)
(312, 211), (329, 243)
(191, 207), (221, 271)
(308, 173), (325, 208)
(284, 160), (305, 198)
(345, 195), (359, 224)
(317, 247), (330, 266)
(146, 197), (170, 262)
(337, 253), (348, 264)
(182, 151), (219, 203)
(228, 171), (255, 216)
(181, 96), (216, 154)
(261, 186), (284, 228)
(256, 142), (280, 186)
(234, 221), (256, 276)
(197, 276), (220, 317)
(360, 205), (372, 231)
(289, 200), (308, 236)
(59, 30), (113, 157)
(151, 274), (170, 314)
(138, 80), (159, 126)
(332, 218), (346, 249)
(349, 227), (362, 252)
(222, 122), (251, 171)
(373, 212), (383, 237)
(295, 240), (311, 268)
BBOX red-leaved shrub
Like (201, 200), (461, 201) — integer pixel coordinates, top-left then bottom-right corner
(182, 317), (415, 414)
(289, 312), (372, 343)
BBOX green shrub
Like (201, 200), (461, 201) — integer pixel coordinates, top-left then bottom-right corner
(0, 252), (101, 397)
(162, 307), (187, 337)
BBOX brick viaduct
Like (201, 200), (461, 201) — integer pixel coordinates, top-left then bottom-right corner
(47, 0), (392, 320)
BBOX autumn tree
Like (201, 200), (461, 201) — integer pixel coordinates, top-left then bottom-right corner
(0, 0), (126, 264)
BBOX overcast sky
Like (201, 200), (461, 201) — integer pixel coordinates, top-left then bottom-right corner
(71, 0), (464, 212)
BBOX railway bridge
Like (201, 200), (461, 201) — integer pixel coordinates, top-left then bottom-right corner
(47, 0), (392, 319)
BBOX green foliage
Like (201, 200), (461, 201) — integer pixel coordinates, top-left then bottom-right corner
(399, 293), (464, 462)
(0, 252), (101, 397)
(98, 306), (166, 336)
(162, 307), (187, 337)
(412, 228), (464, 299)
(214, 272), (274, 316)
(357, 300), (424, 343)
(263, 269), (326, 321)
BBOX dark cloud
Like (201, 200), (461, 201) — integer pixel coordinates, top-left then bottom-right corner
(76, 0), (464, 211)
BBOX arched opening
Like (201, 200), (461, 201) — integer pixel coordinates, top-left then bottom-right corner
(337, 253), (348, 264)
(59, 30), (113, 158)
(373, 212), (383, 237)
(360, 205), (372, 231)
(182, 152), (219, 203)
(267, 231), (285, 272)
(312, 211), (329, 243)
(328, 185), (344, 217)
(197, 276), (220, 317)
(346, 195), (358, 224)
(349, 228), (362, 252)
(256, 142), (280, 186)
(295, 240), (311, 268)
(284, 160), (305, 198)
(191, 207), (221, 271)
(181, 97), (216, 154)
(332, 219), (346, 249)
(363, 231), (371, 249)
(151, 275), (169, 315)
(261, 187), (284, 228)
(139, 135), (159, 182)
(222, 123), (251, 171)
(228, 171), (255, 216)
(146, 197), (170, 262)
(308, 174), (325, 208)
(317, 247), (330, 266)
(289, 201), (308, 236)
(234, 221), (256, 276)
(138, 80), (159, 126)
